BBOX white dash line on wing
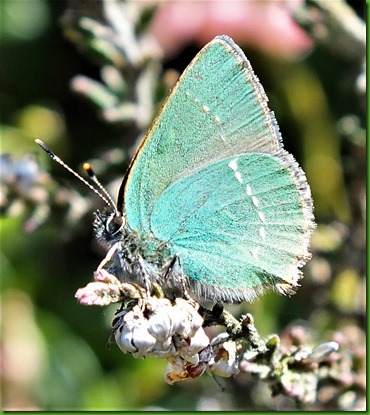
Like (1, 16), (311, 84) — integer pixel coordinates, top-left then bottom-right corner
(258, 211), (266, 222)
(228, 159), (244, 184)
(228, 158), (238, 171)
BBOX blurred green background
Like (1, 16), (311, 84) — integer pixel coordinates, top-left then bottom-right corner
(0, 0), (365, 410)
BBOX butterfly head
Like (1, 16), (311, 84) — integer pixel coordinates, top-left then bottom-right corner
(93, 209), (126, 248)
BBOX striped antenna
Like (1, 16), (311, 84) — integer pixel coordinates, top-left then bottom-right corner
(83, 162), (117, 211)
(35, 139), (118, 214)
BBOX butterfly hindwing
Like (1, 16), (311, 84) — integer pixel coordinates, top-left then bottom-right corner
(150, 153), (311, 302)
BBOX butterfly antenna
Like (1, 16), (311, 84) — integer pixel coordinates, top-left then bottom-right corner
(83, 162), (118, 214)
(35, 139), (118, 214)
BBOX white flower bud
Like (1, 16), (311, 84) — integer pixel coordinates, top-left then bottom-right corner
(113, 295), (210, 362)
(75, 282), (122, 306)
(165, 356), (189, 384)
(115, 305), (156, 357)
(177, 328), (210, 362)
(308, 341), (339, 363)
(208, 333), (240, 377)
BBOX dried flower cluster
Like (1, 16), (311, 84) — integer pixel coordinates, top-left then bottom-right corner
(74, 267), (366, 411)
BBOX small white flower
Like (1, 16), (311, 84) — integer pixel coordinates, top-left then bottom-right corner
(113, 294), (210, 361)
(208, 333), (241, 377)
(165, 355), (189, 384)
(115, 305), (157, 356)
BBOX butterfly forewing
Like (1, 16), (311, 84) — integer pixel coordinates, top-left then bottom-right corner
(123, 35), (283, 232)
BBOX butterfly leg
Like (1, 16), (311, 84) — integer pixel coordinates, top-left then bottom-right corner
(162, 254), (191, 301)
(107, 302), (126, 348)
(136, 256), (153, 297)
(97, 242), (120, 271)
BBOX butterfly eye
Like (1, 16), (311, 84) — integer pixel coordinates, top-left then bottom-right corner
(106, 214), (124, 237)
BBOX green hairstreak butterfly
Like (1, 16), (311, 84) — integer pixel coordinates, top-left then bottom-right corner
(40, 35), (315, 303)
(95, 34), (315, 303)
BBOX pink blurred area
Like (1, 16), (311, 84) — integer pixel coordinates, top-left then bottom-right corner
(144, 0), (313, 58)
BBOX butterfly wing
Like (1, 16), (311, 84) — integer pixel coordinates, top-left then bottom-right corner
(120, 35), (284, 231)
(121, 35), (314, 301)
(149, 153), (313, 302)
